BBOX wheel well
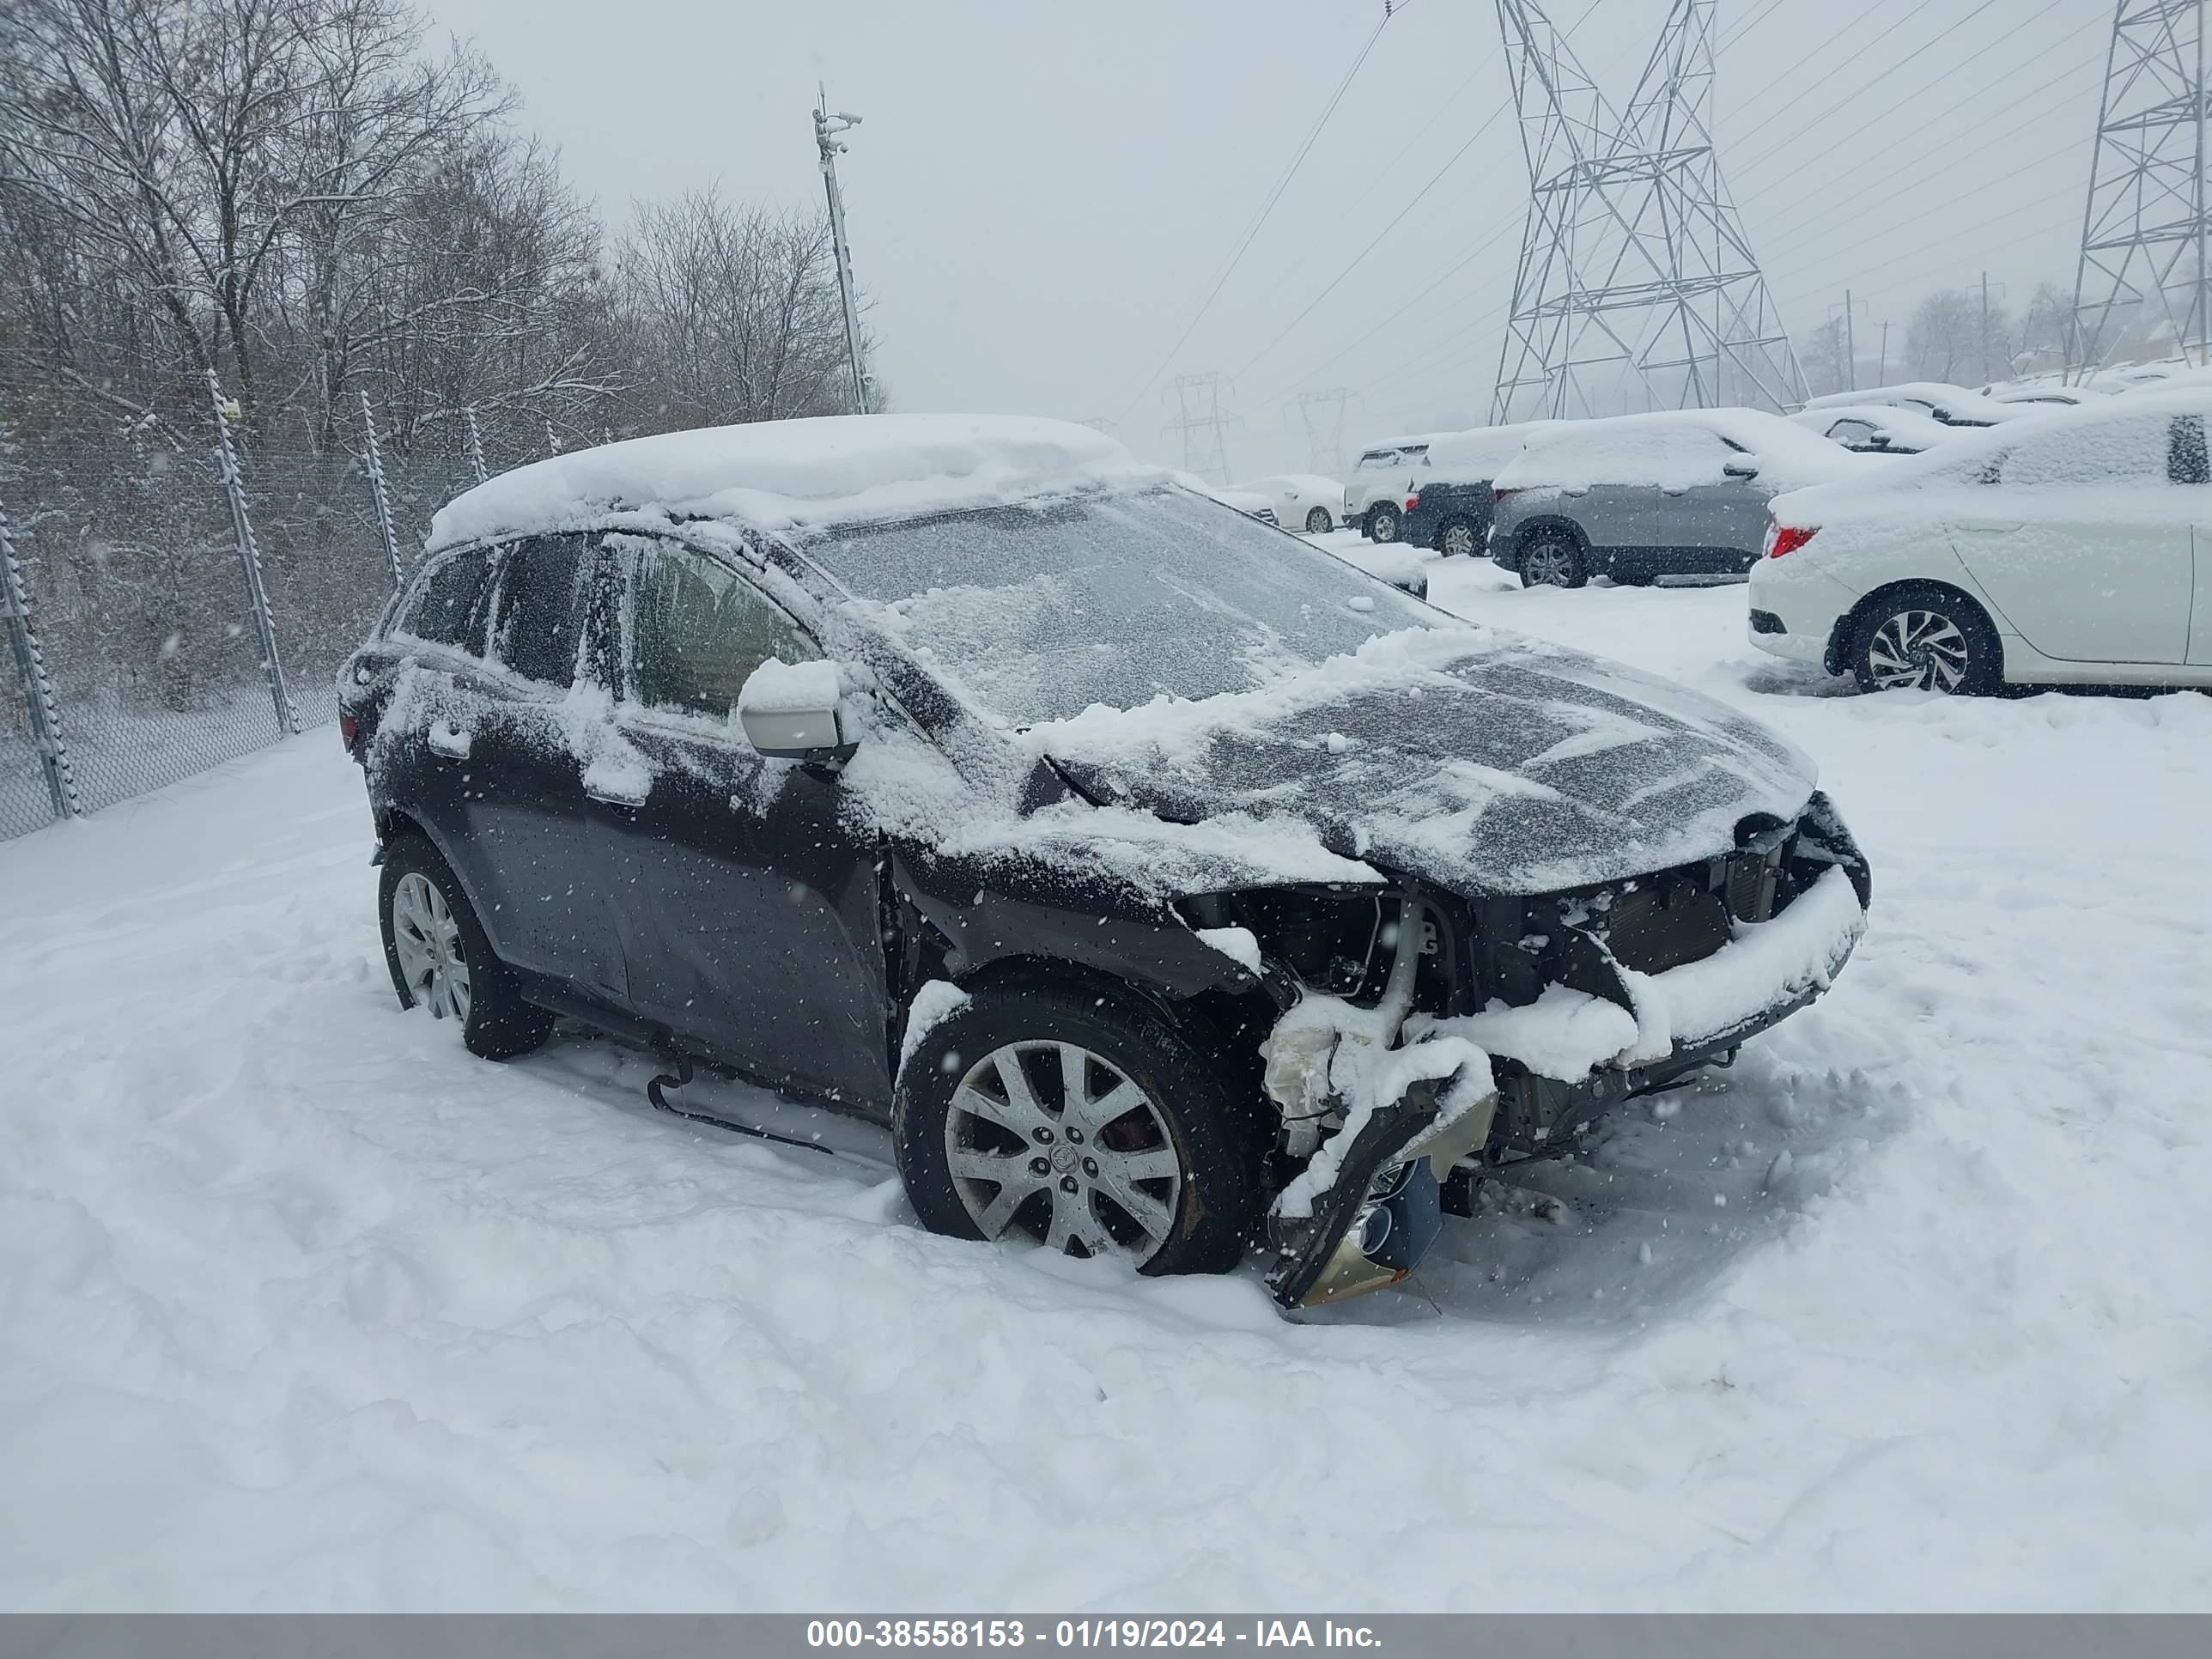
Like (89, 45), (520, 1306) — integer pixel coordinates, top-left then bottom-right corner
(952, 956), (1273, 1105)
(1830, 579), (2002, 677)
(1510, 515), (1588, 560)
(375, 806), (430, 851)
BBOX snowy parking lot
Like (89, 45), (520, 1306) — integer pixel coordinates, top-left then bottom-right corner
(5, 548), (2209, 1611)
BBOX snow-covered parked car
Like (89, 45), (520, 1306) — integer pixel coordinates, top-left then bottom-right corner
(1400, 422), (1553, 556)
(1801, 381), (2033, 428)
(1749, 388), (2212, 694)
(1789, 404), (1963, 456)
(1343, 436), (1444, 542)
(1488, 408), (1875, 586)
(1234, 473), (1345, 535)
(1175, 471), (1279, 526)
(339, 414), (1870, 1310)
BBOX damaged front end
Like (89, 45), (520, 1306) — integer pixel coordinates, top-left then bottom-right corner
(1188, 791), (1872, 1313)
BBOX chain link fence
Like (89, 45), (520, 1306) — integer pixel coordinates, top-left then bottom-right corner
(0, 387), (532, 841)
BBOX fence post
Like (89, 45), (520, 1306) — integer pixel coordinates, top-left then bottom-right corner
(0, 491), (82, 822)
(359, 390), (404, 590)
(205, 369), (299, 737)
(464, 404), (489, 484)
(543, 416), (562, 457)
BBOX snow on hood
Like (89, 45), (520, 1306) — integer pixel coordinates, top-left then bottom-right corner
(427, 415), (1162, 548)
(1030, 628), (1816, 896)
(1492, 409), (1868, 494)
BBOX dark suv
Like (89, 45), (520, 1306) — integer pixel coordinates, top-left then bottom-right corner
(342, 416), (1870, 1310)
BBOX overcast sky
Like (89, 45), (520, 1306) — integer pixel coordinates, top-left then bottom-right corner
(422, 0), (2109, 477)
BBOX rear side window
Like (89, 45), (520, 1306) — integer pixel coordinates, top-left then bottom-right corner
(623, 541), (819, 720)
(2168, 414), (2209, 483)
(393, 547), (493, 653)
(1355, 450), (1399, 471)
(1996, 410), (2173, 486)
(490, 534), (592, 688)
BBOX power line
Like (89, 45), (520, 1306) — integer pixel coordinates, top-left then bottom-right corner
(1720, 0), (1916, 128)
(1235, 0), (1604, 386)
(1115, 3), (1407, 423)
(1717, 0), (1791, 52)
(1733, 0), (2002, 154)
(1734, 28), (2100, 223)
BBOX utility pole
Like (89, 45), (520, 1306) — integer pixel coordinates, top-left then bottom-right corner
(2072, 1), (2210, 374)
(1492, 0), (1805, 421)
(1827, 292), (1867, 395)
(1845, 289), (1856, 392)
(813, 88), (870, 414)
(1877, 320), (1892, 386)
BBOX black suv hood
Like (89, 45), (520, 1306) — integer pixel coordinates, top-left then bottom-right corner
(1033, 630), (1816, 896)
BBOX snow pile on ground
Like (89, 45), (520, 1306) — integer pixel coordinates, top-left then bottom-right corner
(427, 415), (1160, 547)
(3, 552), (2210, 1610)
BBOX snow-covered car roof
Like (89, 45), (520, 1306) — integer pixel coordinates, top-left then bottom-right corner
(1787, 405), (1963, 450)
(1233, 473), (1341, 495)
(1802, 382), (2032, 423)
(1492, 407), (1867, 493)
(1423, 422), (1553, 478)
(427, 414), (1161, 550)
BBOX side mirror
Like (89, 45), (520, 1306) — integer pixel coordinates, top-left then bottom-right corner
(737, 659), (854, 762)
(1723, 459), (1760, 481)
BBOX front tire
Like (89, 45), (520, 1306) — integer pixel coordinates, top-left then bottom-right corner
(894, 980), (1267, 1276)
(1518, 528), (1587, 588)
(379, 835), (554, 1060)
(1366, 503), (1402, 544)
(1851, 585), (2000, 696)
(1304, 506), (1334, 535)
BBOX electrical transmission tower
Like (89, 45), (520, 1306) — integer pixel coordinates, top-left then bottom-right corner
(1164, 373), (1236, 482)
(1492, 0), (1805, 422)
(1293, 388), (1353, 474)
(2071, 0), (2209, 372)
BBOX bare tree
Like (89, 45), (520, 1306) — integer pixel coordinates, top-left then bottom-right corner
(613, 187), (872, 432)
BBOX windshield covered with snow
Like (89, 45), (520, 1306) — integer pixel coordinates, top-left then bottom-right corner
(805, 486), (1437, 725)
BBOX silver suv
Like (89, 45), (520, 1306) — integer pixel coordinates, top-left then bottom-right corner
(1487, 409), (1867, 586)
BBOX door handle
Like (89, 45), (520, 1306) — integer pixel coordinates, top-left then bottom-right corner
(1955, 523), (2022, 533)
(427, 722), (471, 760)
(1662, 486), (1689, 496)
(585, 780), (649, 809)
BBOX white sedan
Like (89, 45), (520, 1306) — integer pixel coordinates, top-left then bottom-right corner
(1233, 473), (1346, 535)
(1748, 388), (2212, 694)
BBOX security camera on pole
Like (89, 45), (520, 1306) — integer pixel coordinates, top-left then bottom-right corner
(814, 88), (871, 415)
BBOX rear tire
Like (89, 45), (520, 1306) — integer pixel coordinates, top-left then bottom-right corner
(1850, 584), (2001, 696)
(1366, 503), (1402, 544)
(1437, 516), (1479, 558)
(1304, 506), (1334, 535)
(894, 980), (1267, 1276)
(1518, 528), (1588, 588)
(378, 834), (554, 1060)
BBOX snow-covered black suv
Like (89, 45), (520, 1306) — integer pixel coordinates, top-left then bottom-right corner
(340, 416), (1871, 1310)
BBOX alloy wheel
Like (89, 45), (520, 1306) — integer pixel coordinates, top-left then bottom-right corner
(390, 871), (472, 1021)
(1370, 508), (1400, 543)
(1305, 507), (1332, 534)
(944, 1041), (1183, 1264)
(1867, 609), (1970, 692)
(1442, 520), (1477, 557)
(1524, 538), (1575, 586)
